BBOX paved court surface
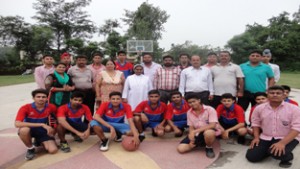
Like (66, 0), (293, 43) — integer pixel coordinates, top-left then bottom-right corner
(0, 82), (299, 169)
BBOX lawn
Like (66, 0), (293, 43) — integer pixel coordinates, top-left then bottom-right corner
(0, 72), (299, 89)
(277, 72), (300, 89)
(0, 74), (34, 87)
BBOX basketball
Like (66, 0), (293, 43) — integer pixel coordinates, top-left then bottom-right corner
(121, 136), (138, 151)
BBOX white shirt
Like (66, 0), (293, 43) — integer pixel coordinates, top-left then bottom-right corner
(142, 62), (162, 83)
(179, 66), (214, 96)
(269, 63), (280, 82)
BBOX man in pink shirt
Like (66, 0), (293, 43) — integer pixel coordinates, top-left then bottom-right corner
(246, 86), (300, 168)
(34, 55), (55, 89)
(177, 93), (221, 158)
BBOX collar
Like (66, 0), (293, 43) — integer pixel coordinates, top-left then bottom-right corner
(190, 105), (206, 116)
(147, 101), (161, 110)
(31, 102), (48, 114)
(246, 61), (263, 66)
(108, 102), (124, 112)
(172, 100), (184, 110)
(191, 66), (202, 70)
(67, 103), (82, 114)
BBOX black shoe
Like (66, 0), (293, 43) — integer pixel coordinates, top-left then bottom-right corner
(25, 148), (35, 160)
(152, 128), (158, 137)
(114, 131), (123, 142)
(237, 136), (246, 145)
(205, 148), (215, 158)
(139, 135), (145, 142)
(100, 139), (109, 151)
(72, 134), (83, 143)
(279, 161), (292, 168)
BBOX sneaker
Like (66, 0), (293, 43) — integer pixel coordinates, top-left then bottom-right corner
(60, 142), (71, 153)
(72, 134), (83, 143)
(205, 148), (215, 158)
(114, 131), (123, 142)
(279, 161), (292, 168)
(237, 136), (246, 145)
(25, 148), (35, 160)
(100, 139), (109, 151)
(139, 135), (146, 142)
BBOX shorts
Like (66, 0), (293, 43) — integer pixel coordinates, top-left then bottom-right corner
(172, 121), (188, 129)
(90, 120), (130, 134)
(180, 132), (206, 147)
(18, 127), (54, 145)
(143, 121), (161, 129)
(66, 119), (88, 132)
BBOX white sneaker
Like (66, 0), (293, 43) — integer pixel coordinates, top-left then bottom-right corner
(100, 139), (109, 151)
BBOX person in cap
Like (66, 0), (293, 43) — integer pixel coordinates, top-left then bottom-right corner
(122, 64), (153, 110)
(261, 49), (280, 84)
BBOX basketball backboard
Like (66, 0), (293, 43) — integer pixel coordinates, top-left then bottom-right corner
(127, 40), (153, 53)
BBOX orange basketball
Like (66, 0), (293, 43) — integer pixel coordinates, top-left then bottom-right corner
(121, 136), (138, 151)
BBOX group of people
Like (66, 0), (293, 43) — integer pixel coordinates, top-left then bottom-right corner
(15, 49), (300, 168)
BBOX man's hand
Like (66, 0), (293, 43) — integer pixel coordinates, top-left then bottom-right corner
(42, 124), (55, 137)
(249, 138), (260, 149)
(222, 130), (229, 139)
(109, 126), (116, 140)
(270, 142), (286, 156)
(132, 135), (140, 147)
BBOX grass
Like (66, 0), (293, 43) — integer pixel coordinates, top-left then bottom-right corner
(0, 74), (34, 87)
(0, 72), (299, 89)
(277, 72), (300, 89)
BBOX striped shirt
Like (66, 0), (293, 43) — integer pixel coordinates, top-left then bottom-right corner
(153, 66), (181, 90)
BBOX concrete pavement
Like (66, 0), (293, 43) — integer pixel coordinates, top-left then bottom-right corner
(0, 82), (300, 169)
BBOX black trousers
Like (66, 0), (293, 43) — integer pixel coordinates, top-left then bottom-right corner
(237, 91), (256, 111)
(246, 138), (299, 162)
(158, 89), (178, 104)
(185, 91), (210, 105)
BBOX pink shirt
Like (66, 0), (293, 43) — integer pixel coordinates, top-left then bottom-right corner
(34, 65), (55, 89)
(252, 101), (300, 141)
(87, 64), (105, 89)
(187, 105), (218, 129)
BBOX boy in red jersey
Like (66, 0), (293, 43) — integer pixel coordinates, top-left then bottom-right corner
(115, 50), (133, 79)
(15, 89), (58, 160)
(91, 91), (140, 151)
(216, 93), (247, 144)
(133, 90), (168, 137)
(56, 92), (93, 152)
(165, 91), (189, 137)
(282, 85), (299, 106)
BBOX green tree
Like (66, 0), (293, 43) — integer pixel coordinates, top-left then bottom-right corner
(32, 0), (95, 52)
(99, 19), (120, 40)
(122, 2), (169, 60)
(101, 31), (128, 58)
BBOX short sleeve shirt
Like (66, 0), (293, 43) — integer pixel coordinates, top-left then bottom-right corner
(165, 100), (190, 121)
(187, 105), (218, 129)
(95, 102), (132, 123)
(134, 101), (167, 122)
(57, 103), (93, 123)
(216, 104), (245, 124)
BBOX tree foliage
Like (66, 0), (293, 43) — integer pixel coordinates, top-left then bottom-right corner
(32, 0), (95, 52)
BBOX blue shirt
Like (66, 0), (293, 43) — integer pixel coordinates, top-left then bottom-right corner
(240, 61), (274, 93)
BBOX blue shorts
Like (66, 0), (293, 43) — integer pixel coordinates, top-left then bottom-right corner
(90, 120), (130, 134)
(19, 127), (54, 145)
(143, 121), (161, 129)
(173, 121), (188, 129)
(67, 119), (88, 132)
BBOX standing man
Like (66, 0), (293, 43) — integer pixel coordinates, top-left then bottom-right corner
(239, 50), (275, 111)
(141, 53), (162, 83)
(204, 52), (218, 69)
(210, 51), (244, 109)
(261, 49), (280, 83)
(15, 89), (58, 160)
(115, 50), (134, 79)
(34, 55), (55, 89)
(246, 86), (300, 168)
(60, 52), (72, 72)
(179, 55), (214, 105)
(153, 55), (181, 104)
(87, 51), (106, 91)
(177, 53), (191, 70)
(68, 55), (94, 114)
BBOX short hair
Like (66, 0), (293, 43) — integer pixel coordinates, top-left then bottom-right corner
(170, 91), (182, 98)
(55, 62), (67, 67)
(102, 59), (116, 67)
(219, 51), (231, 56)
(254, 92), (267, 99)
(76, 55), (88, 60)
(31, 89), (48, 97)
(71, 91), (85, 99)
(142, 52), (153, 57)
(117, 50), (126, 55)
(268, 85), (284, 92)
(179, 53), (190, 58)
(185, 93), (200, 102)
(163, 55), (174, 60)
(148, 89), (160, 96)
(250, 50), (262, 55)
(207, 52), (217, 57)
(109, 91), (122, 98)
(92, 51), (104, 58)
(43, 55), (53, 59)
(281, 85), (291, 92)
(221, 93), (235, 100)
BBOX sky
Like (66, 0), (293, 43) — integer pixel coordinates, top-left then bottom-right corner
(0, 0), (299, 50)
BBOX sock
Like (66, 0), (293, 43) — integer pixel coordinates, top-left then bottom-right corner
(28, 145), (35, 150)
(206, 145), (212, 149)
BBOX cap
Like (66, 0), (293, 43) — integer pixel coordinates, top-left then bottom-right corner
(263, 49), (272, 56)
(60, 52), (71, 59)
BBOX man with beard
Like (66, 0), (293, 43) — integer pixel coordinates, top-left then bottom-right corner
(153, 55), (181, 104)
(141, 53), (162, 83)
